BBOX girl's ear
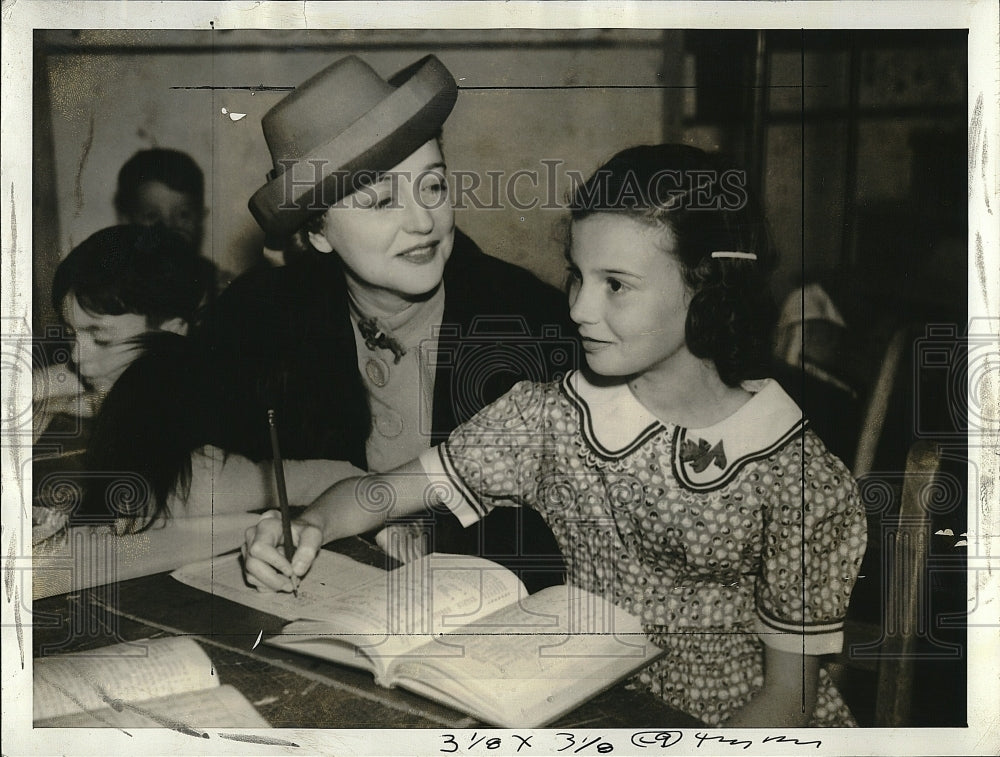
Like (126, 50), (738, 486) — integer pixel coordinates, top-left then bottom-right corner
(157, 316), (189, 336)
(307, 230), (335, 254)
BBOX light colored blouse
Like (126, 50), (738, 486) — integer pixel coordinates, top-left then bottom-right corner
(347, 283), (444, 473)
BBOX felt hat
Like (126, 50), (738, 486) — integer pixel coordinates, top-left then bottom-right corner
(249, 55), (457, 237)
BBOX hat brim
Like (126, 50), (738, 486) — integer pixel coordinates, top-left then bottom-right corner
(249, 56), (457, 238)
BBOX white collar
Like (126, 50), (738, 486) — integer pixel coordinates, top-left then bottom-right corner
(563, 370), (805, 490)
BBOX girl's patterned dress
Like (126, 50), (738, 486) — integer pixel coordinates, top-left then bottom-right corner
(420, 371), (868, 727)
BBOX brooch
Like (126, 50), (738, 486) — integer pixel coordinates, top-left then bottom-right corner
(358, 317), (407, 364)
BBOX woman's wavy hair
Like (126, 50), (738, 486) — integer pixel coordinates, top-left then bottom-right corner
(568, 143), (778, 387)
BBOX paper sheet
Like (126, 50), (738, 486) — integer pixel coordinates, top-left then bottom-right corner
(33, 637), (216, 722)
(171, 550), (388, 621)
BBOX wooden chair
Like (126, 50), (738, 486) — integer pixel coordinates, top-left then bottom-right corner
(852, 325), (909, 478)
(874, 440), (941, 726)
(833, 440), (942, 726)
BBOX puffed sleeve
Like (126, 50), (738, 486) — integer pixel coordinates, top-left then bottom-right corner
(419, 380), (549, 527)
(755, 431), (868, 655)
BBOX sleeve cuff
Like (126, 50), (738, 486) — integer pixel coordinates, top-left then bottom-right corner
(417, 446), (488, 528)
(755, 613), (845, 656)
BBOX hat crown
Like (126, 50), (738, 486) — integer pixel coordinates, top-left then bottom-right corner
(261, 56), (395, 168)
(249, 54), (457, 238)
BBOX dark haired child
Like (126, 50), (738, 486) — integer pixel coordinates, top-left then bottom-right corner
(243, 144), (867, 727)
(115, 148), (206, 248)
(34, 225), (214, 531)
(34, 224), (363, 538)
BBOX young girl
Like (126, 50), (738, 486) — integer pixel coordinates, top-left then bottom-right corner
(243, 144), (868, 727)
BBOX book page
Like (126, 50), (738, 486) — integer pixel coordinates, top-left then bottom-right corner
(35, 684), (270, 728)
(272, 553), (528, 667)
(171, 549), (387, 621)
(389, 584), (661, 727)
(33, 637), (218, 722)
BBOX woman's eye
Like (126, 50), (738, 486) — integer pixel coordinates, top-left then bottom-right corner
(420, 177), (447, 195)
(565, 267), (582, 282)
(373, 195), (394, 210)
(607, 278), (625, 293)
(92, 339), (112, 348)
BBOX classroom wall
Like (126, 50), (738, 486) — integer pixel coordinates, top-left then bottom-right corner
(34, 29), (966, 341)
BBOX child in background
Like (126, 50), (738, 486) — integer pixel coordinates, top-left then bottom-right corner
(33, 149), (213, 435)
(34, 225), (213, 530)
(33, 224), (363, 536)
(242, 144), (867, 727)
(115, 148), (207, 248)
(115, 147), (227, 291)
(33, 224), (208, 440)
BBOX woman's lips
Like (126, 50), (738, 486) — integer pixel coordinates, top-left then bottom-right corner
(397, 241), (438, 263)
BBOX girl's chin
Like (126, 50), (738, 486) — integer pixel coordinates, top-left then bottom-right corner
(583, 354), (629, 377)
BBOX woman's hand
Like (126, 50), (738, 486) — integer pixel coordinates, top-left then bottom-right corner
(242, 511), (325, 592)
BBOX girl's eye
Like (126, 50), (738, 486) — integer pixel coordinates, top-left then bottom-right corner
(565, 266), (582, 282)
(92, 339), (112, 348)
(607, 277), (626, 293)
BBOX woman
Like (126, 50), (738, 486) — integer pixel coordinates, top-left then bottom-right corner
(197, 54), (572, 587)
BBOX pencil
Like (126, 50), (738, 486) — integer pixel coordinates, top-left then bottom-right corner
(267, 409), (299, 597)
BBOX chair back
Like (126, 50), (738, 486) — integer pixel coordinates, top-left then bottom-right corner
(872, 440), (941, 727)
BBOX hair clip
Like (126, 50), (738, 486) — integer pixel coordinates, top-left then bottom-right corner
(710, 251), (757, 260)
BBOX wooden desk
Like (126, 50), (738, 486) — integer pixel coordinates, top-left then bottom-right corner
(32, 538), (701, 729)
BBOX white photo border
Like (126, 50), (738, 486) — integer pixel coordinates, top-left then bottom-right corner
(2, 2), (997, 755)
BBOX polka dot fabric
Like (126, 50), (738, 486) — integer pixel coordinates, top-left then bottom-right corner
(439, 376), (867, 726)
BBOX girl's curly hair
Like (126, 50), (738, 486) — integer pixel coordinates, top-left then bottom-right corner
(568, 143), (778, 387)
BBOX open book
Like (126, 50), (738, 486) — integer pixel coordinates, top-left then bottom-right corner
(264, 553), (663, 728)
(34, 636), (269, 728)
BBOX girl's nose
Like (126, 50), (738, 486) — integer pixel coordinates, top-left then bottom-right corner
(568, 281), (598, 325)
